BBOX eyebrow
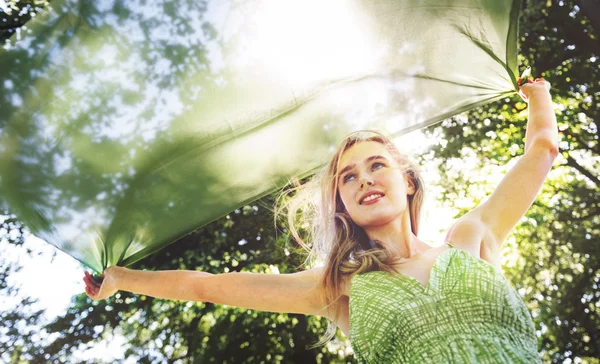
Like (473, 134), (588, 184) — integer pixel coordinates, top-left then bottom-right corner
(338, 155), (389, 178)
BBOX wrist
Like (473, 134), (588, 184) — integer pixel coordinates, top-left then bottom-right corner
(528, 87), (551, 97)
(106, 265), (126, 289)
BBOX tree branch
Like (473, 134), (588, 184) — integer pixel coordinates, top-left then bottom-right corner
(566, 155), (600, 187)
(535, 4), (600, 73)
(560, 129), (597, 155)
(0, 24), (26, 31)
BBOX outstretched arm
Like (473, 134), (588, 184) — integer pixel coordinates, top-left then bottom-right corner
(83, 266), (329, 317)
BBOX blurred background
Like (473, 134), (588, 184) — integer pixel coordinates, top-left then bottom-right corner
(1, 0), (598, 363)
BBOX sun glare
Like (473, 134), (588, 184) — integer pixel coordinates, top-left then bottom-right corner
(238, 0), (384, 89)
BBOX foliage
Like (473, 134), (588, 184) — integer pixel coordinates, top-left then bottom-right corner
(0, 1), (52, 43)
(0, 214), (46, 364)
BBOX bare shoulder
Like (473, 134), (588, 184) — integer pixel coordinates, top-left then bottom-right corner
(298, 266), (352, 296)
(445, 211), (502, 268)
(300, 266), (351, 303)
(299, 266), (351, 334)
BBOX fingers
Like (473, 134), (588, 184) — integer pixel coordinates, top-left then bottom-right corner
(517, 76), (533, 87)
(84, 271), (100, 288)
(518, 77), (549, 88)
(517, 84), (530, 103)
(85, 285), (97, 298)
(537, 78), (551, 91)
(517, 76), (551, 103)
(83, 271), (103, 297)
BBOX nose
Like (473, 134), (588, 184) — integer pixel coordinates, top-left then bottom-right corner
(359, 176), (374, 189)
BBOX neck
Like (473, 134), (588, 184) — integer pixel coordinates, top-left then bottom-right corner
(363, 210), (425, 259)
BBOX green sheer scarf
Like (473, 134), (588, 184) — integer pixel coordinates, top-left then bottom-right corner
(0, 0), (520, 272)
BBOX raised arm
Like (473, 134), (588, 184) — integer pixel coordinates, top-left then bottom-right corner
(477, 79), (558, 242)
(521, 79), (559, 154)
(83, 266), (329, 317)
(452, 78), (559, 256)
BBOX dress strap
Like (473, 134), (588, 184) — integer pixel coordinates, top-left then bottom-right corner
(445, 241), (455, 248)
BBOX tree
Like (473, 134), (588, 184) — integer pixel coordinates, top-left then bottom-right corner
(0, 1), (51, 43)
(0, 214), (47, 364)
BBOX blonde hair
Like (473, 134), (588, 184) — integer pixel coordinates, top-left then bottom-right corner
(277, 130), (425, 345)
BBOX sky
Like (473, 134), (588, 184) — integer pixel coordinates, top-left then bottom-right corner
(3, 234), (82, 319)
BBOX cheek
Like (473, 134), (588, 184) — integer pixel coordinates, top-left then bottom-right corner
(381, 172), (407, 197)
(378, 172), (392, 184)
(338, 185), (355, 210)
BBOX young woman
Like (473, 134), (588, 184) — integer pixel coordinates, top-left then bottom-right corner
(84, 78), (557, 362)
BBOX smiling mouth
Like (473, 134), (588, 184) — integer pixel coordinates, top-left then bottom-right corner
(360, 193), (384, 204)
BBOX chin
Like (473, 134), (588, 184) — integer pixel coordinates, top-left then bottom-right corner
(354, 209), (402, 229)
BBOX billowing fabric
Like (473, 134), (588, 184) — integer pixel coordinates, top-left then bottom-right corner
(0, 0), (520, 272)
(349, 243), (540, 363)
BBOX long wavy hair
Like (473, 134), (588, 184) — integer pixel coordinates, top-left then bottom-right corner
(278, 130), (425, 345)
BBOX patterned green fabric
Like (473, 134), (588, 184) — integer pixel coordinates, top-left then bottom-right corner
(349, 243), (540, 363)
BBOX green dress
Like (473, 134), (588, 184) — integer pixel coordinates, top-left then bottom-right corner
(349, 243), (540, 363)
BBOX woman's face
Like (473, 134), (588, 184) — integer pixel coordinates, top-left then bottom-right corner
(337, 141), (414, 229)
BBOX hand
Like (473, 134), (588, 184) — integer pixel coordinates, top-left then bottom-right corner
(83, 267), (119, 301)
(518, 77), (551, 103)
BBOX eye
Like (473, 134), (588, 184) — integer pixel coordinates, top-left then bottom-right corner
(371, 162), (385, 171)
(343, 173), (356, 183)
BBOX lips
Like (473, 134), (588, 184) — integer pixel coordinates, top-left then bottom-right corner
(359, 191), (385, 205)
